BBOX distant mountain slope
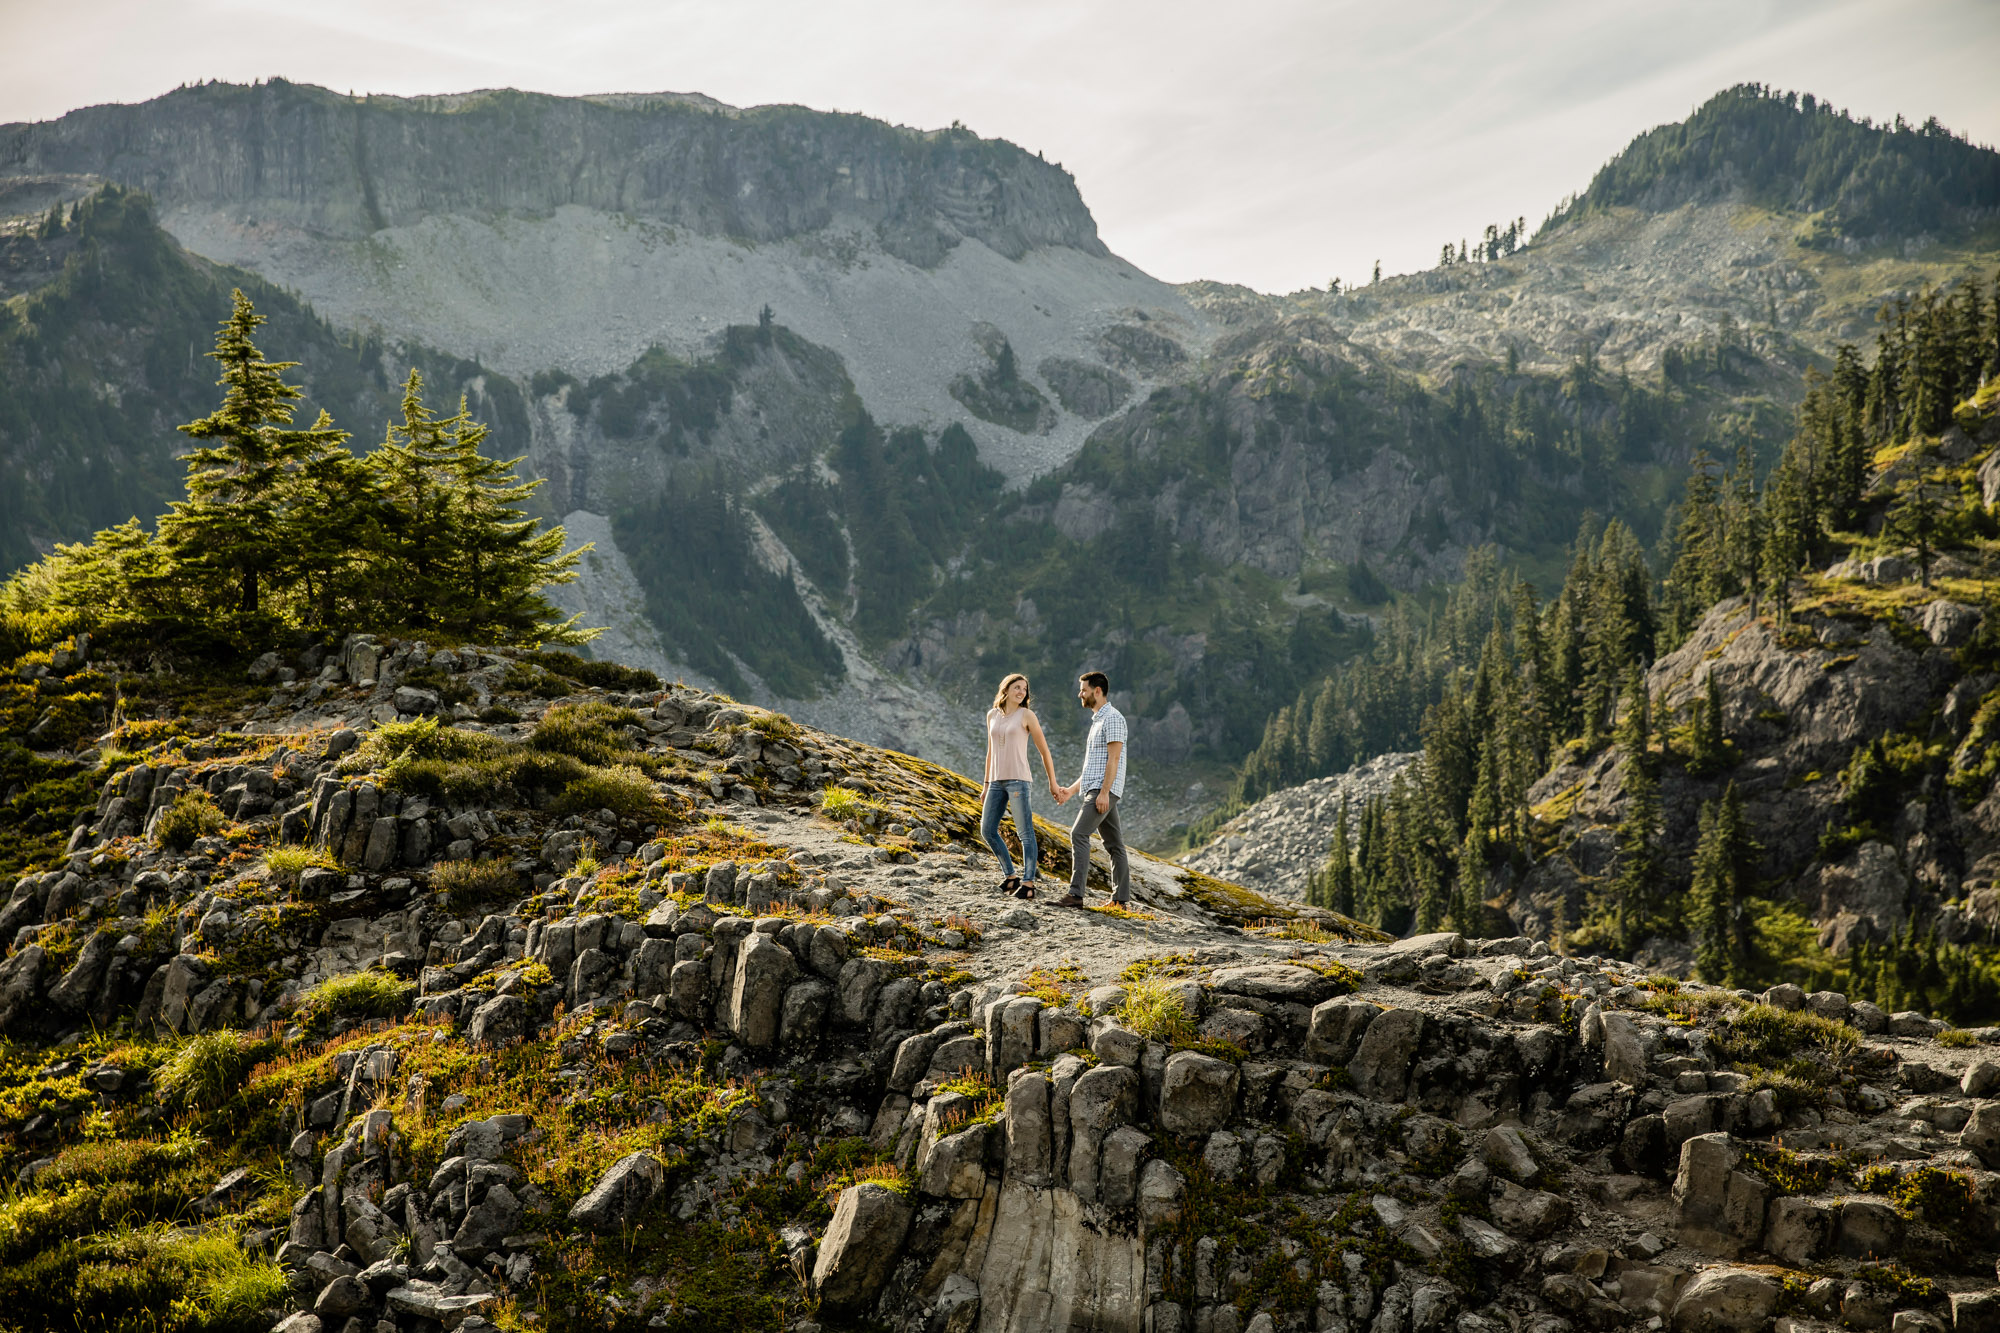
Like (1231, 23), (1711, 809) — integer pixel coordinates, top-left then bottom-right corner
(0, 80), (1202, 482)
(1549, 83), (2000, 243)
(0, 186), (527, 575)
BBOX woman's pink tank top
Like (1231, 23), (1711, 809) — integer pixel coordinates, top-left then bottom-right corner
(985, 707), (1033, 782)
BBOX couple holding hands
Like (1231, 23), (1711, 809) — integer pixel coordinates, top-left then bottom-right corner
(979, 669), (1132, 909)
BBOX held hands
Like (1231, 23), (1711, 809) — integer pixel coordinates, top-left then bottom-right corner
(1051, 782), (1074, 806)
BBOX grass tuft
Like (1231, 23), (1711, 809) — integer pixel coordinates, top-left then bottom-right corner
(1118, 977), (1198, 1045)
(154, 1032), (268, 1111)
(263, 846), (336, 883)
(295, 971), (416, 1027)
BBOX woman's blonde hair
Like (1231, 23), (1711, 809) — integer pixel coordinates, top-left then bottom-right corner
(991, 673), (1032, 711)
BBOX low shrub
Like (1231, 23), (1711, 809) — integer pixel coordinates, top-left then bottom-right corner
(1714, 1003), (1861, 1073)
(819, 787), (884, 822)
(527, 701), (645, 765)
(551, 763), (661, 818)
(431, 858), (517, 901)
(1018, 963), (1088, 1007)
(524, 649), (662, 693)
(152, 791), (224, 852)
(295, 971), (416, 1026)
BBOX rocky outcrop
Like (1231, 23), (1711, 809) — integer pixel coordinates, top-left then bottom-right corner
(3, 630), (1997, 1333)
(1182, 751), (1419, 901)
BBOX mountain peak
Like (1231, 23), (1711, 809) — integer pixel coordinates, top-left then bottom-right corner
(1545, 82), (2000, 244)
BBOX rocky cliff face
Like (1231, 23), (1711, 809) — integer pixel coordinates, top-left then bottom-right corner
(1, 82), (1105, 263)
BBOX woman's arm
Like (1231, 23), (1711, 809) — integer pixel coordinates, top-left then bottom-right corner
(1025, 711), (1062, 791)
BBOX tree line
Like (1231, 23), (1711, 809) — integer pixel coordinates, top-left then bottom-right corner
(1, 291), (586, 653)
(1288, 275), (2000, 1001)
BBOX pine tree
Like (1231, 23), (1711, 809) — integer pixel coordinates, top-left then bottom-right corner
(1322, 796), (1356, 917)
(1684, 673), (1729, 776)
(161, 289), (353, 621)
(367, 370), (590, 643)
(1605, 760), (1663, 954)
(1884, 475), (1948, 587)
(1613, 663), (1650, 764)
(1689, 782), (1760, 984)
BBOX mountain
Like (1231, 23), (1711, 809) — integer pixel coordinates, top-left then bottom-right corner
(6, 81), (2000, 845)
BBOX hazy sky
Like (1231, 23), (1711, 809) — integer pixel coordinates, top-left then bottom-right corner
(3, 0), (1997, 292)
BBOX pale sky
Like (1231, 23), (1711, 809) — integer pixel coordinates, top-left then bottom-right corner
(2, 0), (1996, 293)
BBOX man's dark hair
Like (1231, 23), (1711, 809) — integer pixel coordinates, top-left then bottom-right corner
(1079, 671), (1109, 695)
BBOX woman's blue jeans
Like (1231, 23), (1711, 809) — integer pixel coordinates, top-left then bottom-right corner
(980, 779), (1039, 880)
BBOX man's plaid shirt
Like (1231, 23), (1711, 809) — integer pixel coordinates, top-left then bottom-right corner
(1079, 703), (1128, 797)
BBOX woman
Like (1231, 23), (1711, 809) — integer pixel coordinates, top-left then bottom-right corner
(981, 673), (1063, 899)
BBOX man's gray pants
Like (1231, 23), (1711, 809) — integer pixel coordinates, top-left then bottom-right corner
(1068, 789), (1131, 902)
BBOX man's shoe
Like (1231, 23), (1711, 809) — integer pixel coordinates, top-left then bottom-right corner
(1054, 895), (1087, 909)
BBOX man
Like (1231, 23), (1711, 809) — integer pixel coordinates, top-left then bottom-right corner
(1054, 671), (1131, 907)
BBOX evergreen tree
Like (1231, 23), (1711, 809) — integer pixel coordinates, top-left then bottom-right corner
(1689, 782), (1760, 984)
(1684, 672), (1729, 776)
(1603, 759), (1663, 954)
(368, 370), (588, 643)
(161, 289), (352, 620)
(1884, 474), (1948, 587)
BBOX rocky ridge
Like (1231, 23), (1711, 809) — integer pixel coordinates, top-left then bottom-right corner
(1182, 753), (1419, 903)
(3, 635), (2000, 1332)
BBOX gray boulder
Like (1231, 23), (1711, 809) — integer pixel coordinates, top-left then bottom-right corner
(1952, 1292), (2000, 1333)
(0, 946), (46, 1031)
(1669, 1266), (1780, 1333)
(727, 933), (798, 1047)
(986, 995), (1042, 1080)
(669, 959), (708, 1022)
(1158, 1051), (1240, 1134)
(568, 1152), (664, 1230)
(1762, 1195), (1830, 1266)
(453, 1183), (522, 1254)
(48, 932), (116, 1013)
(812, 1183), (914, 1315)
(1489, 1180), (1569, 1238)
(1349, 1008), (1425, 1101)
(466, 995), (529, 1046)
(932, 1272), (982, 1333)
(1138, 1158), (1187, 1229)
(1482, 1126), (1543, 1183)
(1305, 997), (1377, 1065)
(1672, 1134), (1770, 1257)
(1004, 1069), (1053, 1185)
(1963, 1102), (2000, 1168)
(780, 979), (830, 1046)
(1210, 963), (1353, 1006)
(1099, 1125), (1151, 1212)
(313, 1275), (370, 1320)
(919, 1122), (991, 1199)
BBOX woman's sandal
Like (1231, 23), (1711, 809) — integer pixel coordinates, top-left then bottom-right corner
(1013, 882), (1037, 901)
(999, 875), (1022, 896)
